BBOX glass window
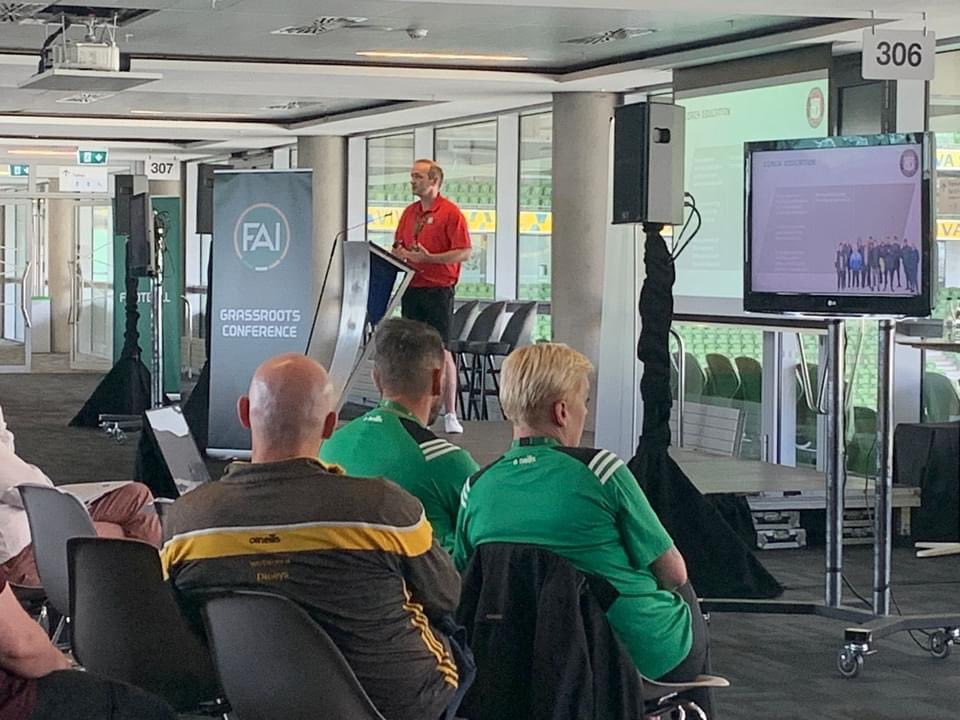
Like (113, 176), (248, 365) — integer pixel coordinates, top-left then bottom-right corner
(435, 121), (497, 300)
(794, 325), (880, 474)
(925, 51), (960, 421)
(672, 322), (764, 460)
(366, 133), (414, 249)
(519, 112), (552, 341)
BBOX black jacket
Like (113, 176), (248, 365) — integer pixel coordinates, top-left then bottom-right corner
(456, 543), (644, 720)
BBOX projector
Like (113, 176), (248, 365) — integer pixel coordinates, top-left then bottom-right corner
(18, 36), (161, 91)
(48, 40), (121, 72)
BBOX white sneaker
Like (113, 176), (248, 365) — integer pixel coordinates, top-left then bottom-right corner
(443, 413), (464, 434)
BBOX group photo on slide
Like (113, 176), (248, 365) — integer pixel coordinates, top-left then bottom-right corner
(833, 236), (920, 294)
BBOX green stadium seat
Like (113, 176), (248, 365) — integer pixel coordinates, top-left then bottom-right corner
(923, 372), (960, 422)
(704, 353), (741, 400)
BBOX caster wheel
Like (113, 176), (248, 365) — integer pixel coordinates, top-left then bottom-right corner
(929, 631), (951, 659)
(837, 648), (863, 678)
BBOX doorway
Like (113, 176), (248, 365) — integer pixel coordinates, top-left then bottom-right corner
(70, 202), (114, 370)
(0, 199), (33, 372)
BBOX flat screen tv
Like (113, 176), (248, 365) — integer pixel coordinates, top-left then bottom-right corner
(744, 133), (933, 316)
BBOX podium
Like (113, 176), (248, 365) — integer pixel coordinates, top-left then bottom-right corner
(318, 241), (414, 411)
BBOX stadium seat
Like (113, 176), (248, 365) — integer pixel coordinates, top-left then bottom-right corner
(923, 372), (960, 422)
(704, 353), (741, 400)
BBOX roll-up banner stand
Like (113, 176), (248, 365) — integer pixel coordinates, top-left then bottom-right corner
(208, 170), (314, 457)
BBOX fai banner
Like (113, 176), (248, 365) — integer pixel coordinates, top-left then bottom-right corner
(208, 170), (313, 455)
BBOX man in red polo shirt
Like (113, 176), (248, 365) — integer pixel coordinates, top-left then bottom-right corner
(393, 159), (472, 434)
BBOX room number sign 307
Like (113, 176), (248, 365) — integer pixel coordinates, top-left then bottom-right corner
(146, 157), (181, 182)
(862, 29), (936, 81)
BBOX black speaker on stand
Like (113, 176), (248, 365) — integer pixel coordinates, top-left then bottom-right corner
(70, 182), (153, 427)
(612, 102), (686, 226)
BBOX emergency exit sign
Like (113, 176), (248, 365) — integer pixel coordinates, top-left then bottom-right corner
(9, 164), (28, 176)
(77, 149), (108, 165)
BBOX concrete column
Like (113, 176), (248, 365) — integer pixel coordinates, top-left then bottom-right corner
(551, 92), (617, 376)
(47, 185), (74, 354)
(297, 136), (347, 370)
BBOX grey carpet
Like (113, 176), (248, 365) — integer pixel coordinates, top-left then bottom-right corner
(3, 372), (960, 719)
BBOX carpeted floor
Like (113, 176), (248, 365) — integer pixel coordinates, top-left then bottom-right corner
(2, 371), (960, 719)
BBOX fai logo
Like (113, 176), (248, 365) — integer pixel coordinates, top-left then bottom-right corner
(234, 203), (291, 272)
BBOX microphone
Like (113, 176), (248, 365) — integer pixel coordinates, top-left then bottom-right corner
(305, 212), (395, 355)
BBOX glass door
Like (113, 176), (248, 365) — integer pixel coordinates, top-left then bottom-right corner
(70, 202), (113, 370)
(0, 200), (32, 372)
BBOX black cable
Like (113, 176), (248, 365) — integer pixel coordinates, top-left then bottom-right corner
(890, 588), (934, 650)
(670, 197), (696, 255)
(671, 205), (702, 262)
(841, 575), (872, 608)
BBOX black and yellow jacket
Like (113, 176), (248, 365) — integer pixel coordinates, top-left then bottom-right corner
(160, 457), (459, 720)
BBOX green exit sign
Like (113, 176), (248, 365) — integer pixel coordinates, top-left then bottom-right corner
(77, 149), (108, 165)
(9, 164), (29, 177)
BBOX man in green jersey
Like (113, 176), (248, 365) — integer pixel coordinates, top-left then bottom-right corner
(321, 318), (479, 553)
(454, 343), (714, 716)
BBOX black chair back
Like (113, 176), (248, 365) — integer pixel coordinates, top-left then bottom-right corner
(498, 302), (538, 351)
(202, 591), (385, 720)
(67, 537), (221, 712)
(465, 301), (507, 343)
(451, 300), (481, 342)
(19, 485), (96, 616)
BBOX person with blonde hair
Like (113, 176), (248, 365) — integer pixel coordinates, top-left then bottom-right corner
(454, 343), (714, 716)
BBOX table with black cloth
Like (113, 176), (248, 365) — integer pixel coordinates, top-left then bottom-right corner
(894, 421), (960, 542)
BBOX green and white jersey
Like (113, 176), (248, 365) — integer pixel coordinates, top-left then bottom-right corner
(454, 436), (692, 679)
(320, 400), (479, 553)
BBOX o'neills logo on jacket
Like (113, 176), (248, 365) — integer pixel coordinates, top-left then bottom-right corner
(249, 533), (282, 545)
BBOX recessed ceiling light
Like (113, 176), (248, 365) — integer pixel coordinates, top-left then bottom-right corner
(131, 110), (253, 118)
(356, 50), (527, 62)
(7, 148), (77, 157)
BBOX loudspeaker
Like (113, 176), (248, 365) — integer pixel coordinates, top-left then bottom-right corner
(114, 174), (148, 236)
(612, 102), (685, 226)
(196, 163), (229, 234)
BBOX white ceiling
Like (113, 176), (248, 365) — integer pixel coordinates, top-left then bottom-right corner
(0, 0), (957, 156)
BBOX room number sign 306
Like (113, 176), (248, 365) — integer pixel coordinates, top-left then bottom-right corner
(862, 29), (935, 81)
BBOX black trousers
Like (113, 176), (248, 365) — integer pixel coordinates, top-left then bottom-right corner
(30, 670), (176, 720)
(656, 582), (715, 718)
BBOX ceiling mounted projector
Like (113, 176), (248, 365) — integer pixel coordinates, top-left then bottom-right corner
(18, 15), (160, 91)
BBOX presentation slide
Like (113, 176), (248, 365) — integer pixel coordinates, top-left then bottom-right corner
(750, 144), (923, 297)
(676, 77), (829, 311)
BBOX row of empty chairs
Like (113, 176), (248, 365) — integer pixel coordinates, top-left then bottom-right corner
(675, 347), (959, 476)
(450, 300), (538, 420)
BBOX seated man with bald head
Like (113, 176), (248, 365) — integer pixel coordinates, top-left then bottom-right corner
(161, 354), (464, 720)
